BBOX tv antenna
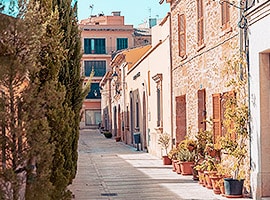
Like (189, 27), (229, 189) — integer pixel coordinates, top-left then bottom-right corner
(89, 4), (94, 15)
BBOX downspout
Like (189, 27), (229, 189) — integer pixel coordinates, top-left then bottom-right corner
(239, 1), (252, 197)
(168, 12), (174, 149)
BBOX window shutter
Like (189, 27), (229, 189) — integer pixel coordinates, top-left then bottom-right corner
(197, 0), (204, 46)
(198, 89), (206, 131)
(212, 93), (221, 143)
(178, 14), (186, 57)
(221, 2), (230, 30)
(222, 91), (236, 140)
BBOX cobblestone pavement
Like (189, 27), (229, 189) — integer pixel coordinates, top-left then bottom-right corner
(69, 129), (251, 200)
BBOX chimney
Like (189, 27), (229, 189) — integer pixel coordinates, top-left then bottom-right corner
(112, 11), (121, 16)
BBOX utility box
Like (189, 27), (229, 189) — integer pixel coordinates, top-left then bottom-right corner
(133, 132), (141, 144)
(133, 132), (141, 151)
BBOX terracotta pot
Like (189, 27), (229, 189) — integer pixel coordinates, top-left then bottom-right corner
(172, 159), (177, 172)
(115, 136), (121, 142)
(220, 180), (225, 196)
(175, 161), (181, 174)
(197, 170), (205, 185)
(188, 144), (195, 152)
(204, 171), (213, 189)
(162, 155), (172, 165)
(180, 161), (194, 175)
(191, 165), (199, 181)
(210, 174), (223, 194)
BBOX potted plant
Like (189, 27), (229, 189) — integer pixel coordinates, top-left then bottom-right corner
(158, 132), (172, 165)
(168, 147), (179, 172)
(176, 147), (196, 175)
(103, 131), (112, 138)
(216, 52), (250, 198)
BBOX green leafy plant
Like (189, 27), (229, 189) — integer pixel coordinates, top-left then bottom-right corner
(176, 148), (196, 162)
(219, 52), (250, 181)
(196, 128), (213, 156)
(168, 147), (178, 160)
(103, 131), (112, 138)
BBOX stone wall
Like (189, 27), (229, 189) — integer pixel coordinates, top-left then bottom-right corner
(170, 0), (240, 138)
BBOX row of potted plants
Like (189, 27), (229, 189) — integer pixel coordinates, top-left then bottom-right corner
(158, 52), (250, 197)
(158, 118), (249, 198)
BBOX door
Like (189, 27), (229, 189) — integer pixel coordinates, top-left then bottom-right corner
(198, 89), (206, 131)
(175, 95), (186, 146)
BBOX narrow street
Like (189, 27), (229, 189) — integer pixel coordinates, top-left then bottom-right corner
(69, 130), (248, 200)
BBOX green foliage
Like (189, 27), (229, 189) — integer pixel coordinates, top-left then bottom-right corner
(0, 0), (83, 198)
(176, 148), (196, 162)
(219, 52), (250, 180)
(48, 0), (84, 198)
(0, 1), (54, 198)
(167, 147), (178, 160)
(104, 132), (113, 138)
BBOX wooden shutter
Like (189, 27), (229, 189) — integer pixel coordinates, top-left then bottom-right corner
(198, 89), (206, 131)
(197, 0), (204, 46)
(178, 14), (186, 57)
(212, 93), (221, 143)
(176, 95), (187, 146)
(221, 91), (236, 140)
(221, 2), (230, 30)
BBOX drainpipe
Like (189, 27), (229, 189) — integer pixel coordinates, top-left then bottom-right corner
(168, 12), (174, 149)
(239, 1), (252, 197)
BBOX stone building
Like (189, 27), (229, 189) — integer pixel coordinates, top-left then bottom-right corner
(79, 11), (151, 129)
(165, 0), (241, 145)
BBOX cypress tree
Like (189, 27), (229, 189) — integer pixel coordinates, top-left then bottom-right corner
(0, 0), (86, 198)
(24, 2), (67, 199)
(49, 0), (85, 198)
(0, 1), (54, 199)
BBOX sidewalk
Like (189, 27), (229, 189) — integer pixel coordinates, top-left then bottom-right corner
(69, 129), (251, 200)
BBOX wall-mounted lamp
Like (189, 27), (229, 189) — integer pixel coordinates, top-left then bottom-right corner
(112, 71), (118, 82)
(111, 71), (121, 94)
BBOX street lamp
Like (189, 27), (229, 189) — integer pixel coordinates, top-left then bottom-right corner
(112, 71), (118, 82)
(112, 71), (121, 94)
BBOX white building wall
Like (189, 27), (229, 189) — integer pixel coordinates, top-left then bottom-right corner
(125, 16), (171, 157)
(248, 1), (270, 198)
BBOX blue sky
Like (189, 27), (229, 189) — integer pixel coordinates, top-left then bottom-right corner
(78, 0), (170, 27)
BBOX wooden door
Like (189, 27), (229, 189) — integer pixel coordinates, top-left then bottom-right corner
(198, 89), (206, 131)
(175, 95), (186, 146)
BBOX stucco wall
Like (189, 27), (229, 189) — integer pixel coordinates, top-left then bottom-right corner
(248, 2), (270, 197)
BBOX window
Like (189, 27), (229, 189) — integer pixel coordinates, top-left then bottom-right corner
(152, 74), (163, 128)
(197, 0), (204, 46)
(84, 38), (106, 54)
(178, 14), (186, 57)
(157, 88), (161, 127)
(117, 38), (128, 50)
(221, 1), (230, 30)
(85, 109), (101, 126)
(136, 100), (139, 128)
(85, 83), (101, 99)
(84, 60), (106, 77)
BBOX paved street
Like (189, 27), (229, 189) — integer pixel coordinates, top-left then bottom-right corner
(69, 129), (250, 200)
